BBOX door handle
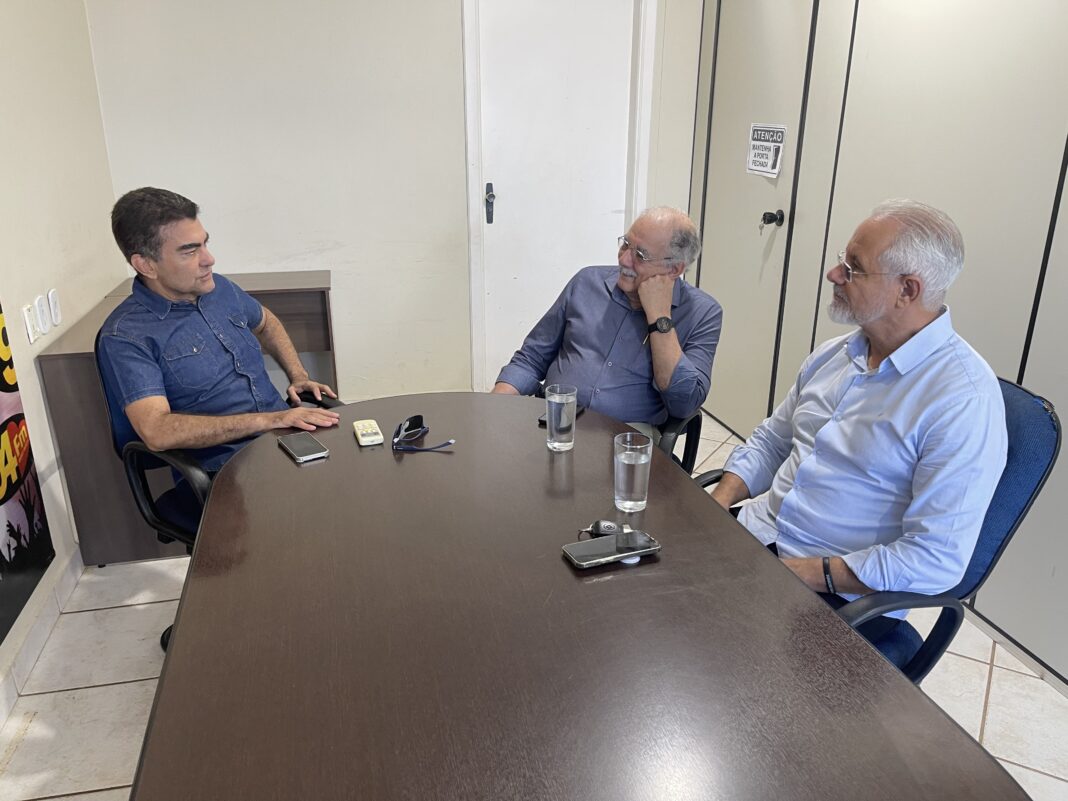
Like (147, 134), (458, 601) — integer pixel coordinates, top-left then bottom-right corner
(761, 210), (784, 227)
(485, 183), (496, 224)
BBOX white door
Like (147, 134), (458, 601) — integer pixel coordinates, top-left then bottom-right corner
(694, 0), (815, 435)
(465, 0), (635, 390)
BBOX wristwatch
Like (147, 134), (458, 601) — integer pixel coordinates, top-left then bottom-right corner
(647, 316), (675, 334)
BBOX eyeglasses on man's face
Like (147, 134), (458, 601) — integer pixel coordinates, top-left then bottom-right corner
(392, 414), (456, 453)
(618, 236), (676, 264)
(836, 250), (903, 283)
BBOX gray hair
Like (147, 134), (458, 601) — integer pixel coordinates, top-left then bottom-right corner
(639, 206), (702, 267)
(870, 199), (964, 310)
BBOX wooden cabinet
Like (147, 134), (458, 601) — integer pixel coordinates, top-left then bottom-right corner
(38, 271), (335, 565)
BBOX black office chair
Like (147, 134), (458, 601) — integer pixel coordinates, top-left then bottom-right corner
(94, 331), (343, 649)
(696, 378), (1060, 683)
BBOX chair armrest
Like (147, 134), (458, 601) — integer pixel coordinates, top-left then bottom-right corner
(295, 390), (344, 409)
(658, 411), (703, 474)
(694, 468), (724, 488)
(122, 442), (213, 544)
(836, 591), (962, 627)
(838, 591), (965, 683)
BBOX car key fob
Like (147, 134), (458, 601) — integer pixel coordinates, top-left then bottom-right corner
(581, 519), (632, 538)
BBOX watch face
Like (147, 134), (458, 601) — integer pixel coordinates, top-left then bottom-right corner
(656, 317), (674, 333)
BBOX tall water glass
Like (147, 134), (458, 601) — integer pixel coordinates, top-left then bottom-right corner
(614, 432), (652, 512)
(545, 384), (578, 452)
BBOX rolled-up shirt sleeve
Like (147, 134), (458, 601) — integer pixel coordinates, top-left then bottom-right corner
(658, 302), (722, 419)
(841, 392), (1008, 594)
(495, 280), (572, 395)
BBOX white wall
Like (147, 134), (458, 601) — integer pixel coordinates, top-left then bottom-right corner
(643, 0), (704, 215)
(0, 0), (124, 696)
(85, 0), (472, 400)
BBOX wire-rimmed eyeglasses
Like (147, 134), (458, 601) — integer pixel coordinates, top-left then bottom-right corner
(837, 250), (903, 283)
(392, 414), (455, 452)
(618, 236), (676, 264)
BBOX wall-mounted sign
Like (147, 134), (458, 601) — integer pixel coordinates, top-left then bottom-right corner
(0, 301), (54, 644)
(747, 123), (787, 178)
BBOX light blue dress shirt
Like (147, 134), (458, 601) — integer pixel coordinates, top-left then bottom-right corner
(496, 266), (722, 424)
(726, 309), (1007, 604)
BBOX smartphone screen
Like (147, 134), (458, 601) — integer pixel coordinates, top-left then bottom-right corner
(562, 531), (660, 568)
(278, 432), (329, 463)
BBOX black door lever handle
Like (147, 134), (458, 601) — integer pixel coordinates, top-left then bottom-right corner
(485, 183), (496, 224)
(761, 210), (785, 227)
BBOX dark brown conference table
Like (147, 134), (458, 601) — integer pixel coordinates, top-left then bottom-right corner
(130, 393), (1027, 801)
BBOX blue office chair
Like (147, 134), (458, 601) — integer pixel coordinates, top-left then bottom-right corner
(94, 330), (343, 649)
(696, 379), (1060, 683)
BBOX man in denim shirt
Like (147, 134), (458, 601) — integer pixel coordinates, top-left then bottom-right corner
(492, 207), (722, 426)
(97, 188), (339, 472)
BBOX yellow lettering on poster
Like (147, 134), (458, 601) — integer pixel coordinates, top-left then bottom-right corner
(0, 428), (16, 496)
(0, 313), (16, 388)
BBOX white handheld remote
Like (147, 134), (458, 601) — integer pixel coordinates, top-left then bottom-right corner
(353, 419), (384, 446)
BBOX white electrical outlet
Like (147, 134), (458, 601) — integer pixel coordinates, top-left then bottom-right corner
(47, 288), (61, 326)
(22, 305), (39, 344)
(34, 295), (52, 334)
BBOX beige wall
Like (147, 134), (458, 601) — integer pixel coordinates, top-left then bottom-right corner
(85, 0), (472, 400)
(0, 1), (124, 681)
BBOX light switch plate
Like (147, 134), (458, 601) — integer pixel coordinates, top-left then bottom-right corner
(34, 295), (52, 334)
(22, 305), (39, 343)
(47, 288), (61, 325)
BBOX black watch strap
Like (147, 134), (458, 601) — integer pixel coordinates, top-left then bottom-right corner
(647, 316), (675, 334)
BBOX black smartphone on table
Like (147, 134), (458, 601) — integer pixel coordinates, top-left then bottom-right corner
(562, 531), (660, 568)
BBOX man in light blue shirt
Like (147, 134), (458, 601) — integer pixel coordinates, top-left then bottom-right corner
(492, 207), (722, 425)
(712, 200), (1007, 637)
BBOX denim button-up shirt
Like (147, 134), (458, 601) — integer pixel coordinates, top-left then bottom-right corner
(727, 309), (1007, 608)
(496, 266), (723, 424)
(98, 274), (288, 471)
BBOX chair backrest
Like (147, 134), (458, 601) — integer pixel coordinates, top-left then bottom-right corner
(950, 378), (1061, 599)
(94, 329), (165, 468)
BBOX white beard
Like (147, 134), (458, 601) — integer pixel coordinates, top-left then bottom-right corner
(828, 290), (888, 326)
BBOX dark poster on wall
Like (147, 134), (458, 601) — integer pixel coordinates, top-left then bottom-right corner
(0, 301), (54, 642)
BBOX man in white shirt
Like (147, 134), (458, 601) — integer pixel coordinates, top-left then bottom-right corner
(712, 200), (1007, 639)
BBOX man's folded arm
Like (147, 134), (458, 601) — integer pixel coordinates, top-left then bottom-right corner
(657, 302), (722, 419)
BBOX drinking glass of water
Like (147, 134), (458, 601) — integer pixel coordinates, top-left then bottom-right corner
(545, 384), (578, 452)
(614, 431), (652, 512)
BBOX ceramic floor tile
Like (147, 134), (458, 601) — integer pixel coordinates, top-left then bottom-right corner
(995, 643), (1041, 677)
(699, 416), (735, 443)
(919, 652), (990, 739)
(0, 680), (155, 800)
(695, 441), (738, 478)
(906, 606), (939, 639)
(12, 594), (60, 692)
(688, 437), (723, 475)
(947, 618), (995, 663)
(64, 557), (189, 612)
(22, 602), (176, 694)
(999, 761), (1068, 801)
(61, 789), (132, 801)
(984, 667), (1068, 779)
